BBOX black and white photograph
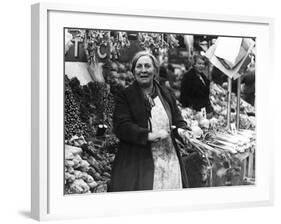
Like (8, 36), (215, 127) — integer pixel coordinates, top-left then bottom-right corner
(2, 0), (281, 222)
(63, 28), (256, 194)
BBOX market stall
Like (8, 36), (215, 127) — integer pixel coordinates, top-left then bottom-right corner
(179, 81), (255, 187)
(178, 36), (256, 187)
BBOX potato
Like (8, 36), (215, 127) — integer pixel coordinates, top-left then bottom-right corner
(87, 156), (102, 172)
(79, 160), (90, 168)
(94, 183), (107, 193)
(65, 160), (74, 167)
(81, 172), (94, 183)
(93, 172), (103, 181)
(69, 183), (83, 194)
(65, 151), (74, 160)
(73, 170), (82, 179)
(88, 180), (98, 189)
(87, 156), (98, 166)
(65, 145), (82, 155)
(102, 172), (111, 178)
(70, 179), (90, 193)
(65, 172), (75, 182)
(67, 167), (75, 174)
(80, 166), (90, 172)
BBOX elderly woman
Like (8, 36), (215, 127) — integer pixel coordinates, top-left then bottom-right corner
(108, 51), (189, 192)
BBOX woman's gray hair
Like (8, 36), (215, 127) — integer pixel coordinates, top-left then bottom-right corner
(131, 51), (160, 75)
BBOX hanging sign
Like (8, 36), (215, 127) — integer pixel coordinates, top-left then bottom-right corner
(201, 107), (207, 120)
(205, 37), (255, 80)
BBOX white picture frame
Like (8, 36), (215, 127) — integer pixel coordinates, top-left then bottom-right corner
(31, 2), (275, 221)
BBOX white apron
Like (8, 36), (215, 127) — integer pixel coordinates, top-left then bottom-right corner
(150, 96), (182, 190)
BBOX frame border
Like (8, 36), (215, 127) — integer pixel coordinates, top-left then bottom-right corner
(31, 2), (275, 221)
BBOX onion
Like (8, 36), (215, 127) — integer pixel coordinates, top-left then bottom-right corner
(199, 118), (210, 129)
(191, 126), (203, 138)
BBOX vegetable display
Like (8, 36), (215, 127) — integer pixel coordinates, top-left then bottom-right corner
(64, 137), (117, 194)
(64, 76), (90, 140)
(178, 82), (255, 187)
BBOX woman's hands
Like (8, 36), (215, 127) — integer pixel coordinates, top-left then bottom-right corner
(148, 129), (170, 142)
(147, 127), (193, 143)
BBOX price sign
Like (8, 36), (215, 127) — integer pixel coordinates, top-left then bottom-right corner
(230, 123), (237, 134)
(201, 107), (207, 120)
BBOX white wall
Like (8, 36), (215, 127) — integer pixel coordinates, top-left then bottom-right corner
(0, 0), (280, 223)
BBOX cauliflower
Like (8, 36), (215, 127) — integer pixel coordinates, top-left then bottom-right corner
(69, 179), (90, 194)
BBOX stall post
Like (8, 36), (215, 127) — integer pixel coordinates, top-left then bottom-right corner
(227, 77), (232, 129)
(236, 76), (241, 129)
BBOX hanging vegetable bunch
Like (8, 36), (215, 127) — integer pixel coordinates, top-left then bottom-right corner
(75, 29), (179, 60)
(83, 30), (111, 63)
(138, 33), (179, 55)
(110, 32), (131, 59)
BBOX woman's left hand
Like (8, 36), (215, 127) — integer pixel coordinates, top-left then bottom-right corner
(177, 128), (192, 144)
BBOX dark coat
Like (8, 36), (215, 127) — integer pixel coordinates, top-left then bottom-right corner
(241, 69), (255, 106)
(180, 68), (213, 113)
(108, 81), (189, 192)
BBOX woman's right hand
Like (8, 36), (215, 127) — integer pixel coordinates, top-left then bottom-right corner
(148, 129), (169, 142)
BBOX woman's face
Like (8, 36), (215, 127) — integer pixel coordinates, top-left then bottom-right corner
(194, 58), (205, 74)
(134, 56), (156, 88)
